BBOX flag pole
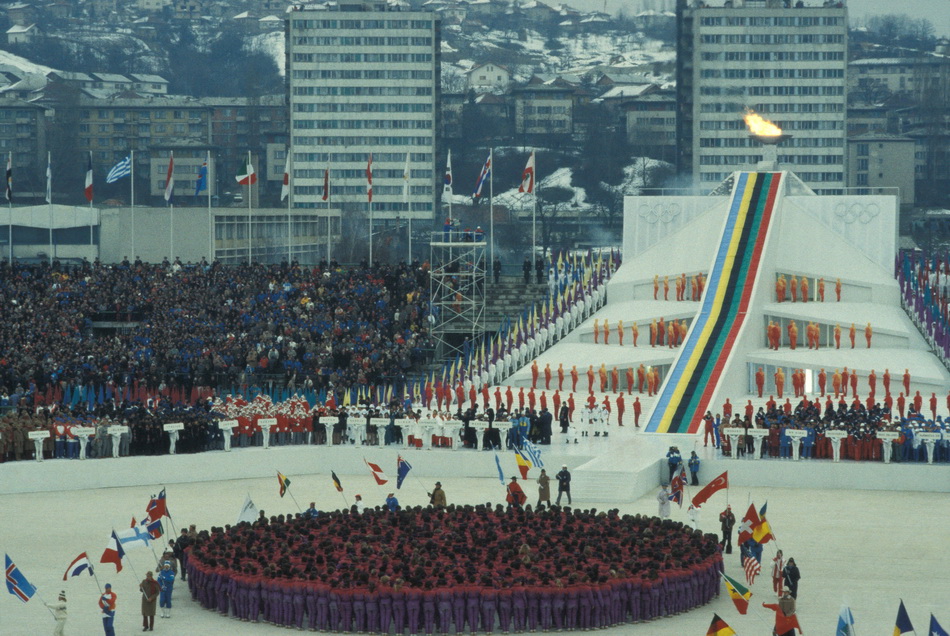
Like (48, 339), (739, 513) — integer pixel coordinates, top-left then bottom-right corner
(87, 549), (104, 594)
(47, 151), (52, 264)
(287, 153), (292, 265)
(489, 147), (494, 269)
(333, 469), (350, 508)
(207, 150), (213, 262)
(247, 150), (253, 263)
(532, 149), (537, 264)
(279, 469), (303, 513)
(130, 150), (135, 260)
(7, 151), (11, 262)
(326, 164), (331, 264)
(169, 151), (174, 262)
(88, 151), (94, 249)
(34, 590), (58, 619)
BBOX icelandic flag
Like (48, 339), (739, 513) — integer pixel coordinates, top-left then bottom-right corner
(99, 531), (125, 573)
(519, 150), (535, 194)
(5, 554), (36, 603)
(195, 158), (208, 196)
(443, 149), (453, 195)
(163, 153), (174, 203)
(84, 152), (94, 202)
(396, 455), (412, 490)
(522, 438), (544, 468)
(63, 552), (94, 580)
(836, 604), (855, 636)
(146, 488), (170, 521)
(116, 524), (152, 550)
(473, 151), (491, 198)
(106, 155), (132, 183)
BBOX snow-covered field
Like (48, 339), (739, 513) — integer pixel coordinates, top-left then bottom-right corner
(1, 453), (947, 635)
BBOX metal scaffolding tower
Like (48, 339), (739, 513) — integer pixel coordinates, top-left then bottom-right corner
(429, 231), (487, 360)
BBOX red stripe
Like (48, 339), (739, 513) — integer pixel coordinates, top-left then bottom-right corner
(687, 174), (782, 432)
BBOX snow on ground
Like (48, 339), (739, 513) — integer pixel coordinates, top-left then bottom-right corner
(249, 31), (286, 76)
(1, 455), (947, 635)
(0, 49), (54, 75)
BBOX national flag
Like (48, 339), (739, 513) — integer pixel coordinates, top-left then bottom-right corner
(4, 152), (11, 202)
(106, 155), (132, 183)
(130, 516), (137, 528)
(5, 555), (36, 603)
(277, 471), (291, 497)
(236, 153), (256, 185)
(738, 503), (764, 545)
(763, 602), (803, 635)
(706, 613), (736, 636)
(332, 471), (343, 492)
(141, 516), (163, 540)
(116, 524), (151, 551)
(100, 531), (125, 573)
(754, 501), (774, 544)
(519, 150), (535, 194)
(836, 605), (856, 636)
(691, 471), (728, 507)
(396, 456), (412, 489)
(163, 153), (174, 203)
(84, 151), (94, 202)
(742, 553), (761, 585)
(895, 600), (915, 635)
(402, 151), (411, 203)
(721, 572), (751, 615)
(522, 438), (544, 468)
(236, 494), (258, 524)
(280, 154), (291, 201)
(63, 552), (94, 580)
(321, 165), (329, 202)
(931, 614), (949, 636)
(494, 452), (505, 484)
(45, 153), (51, 203)
(365, 459), (389, 485)
(366, 153), (373, 203)
(473, 151), (491, 198)
(668, 468), (686, 508)
(146, 488), (170, 521)
(514, 448), (531, 479)
(443, 149), (453, 195)
(195, 157), (208, 196)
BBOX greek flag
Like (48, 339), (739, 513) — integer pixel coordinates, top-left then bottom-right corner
(106, 156), (132, 183)
(522, 438), (543, 468)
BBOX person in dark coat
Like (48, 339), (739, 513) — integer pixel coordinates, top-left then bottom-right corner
(719, 505), (736, 554)
(782, 558), (801, 599)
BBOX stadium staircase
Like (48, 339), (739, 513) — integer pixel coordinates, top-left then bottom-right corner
(484, 279), (551, 331)
(645, 171), (783, 434)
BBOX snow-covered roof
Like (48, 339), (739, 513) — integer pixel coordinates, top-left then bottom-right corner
(92, 73), (128, 83)
(6, 24), (36, 34)
(259, 15), (281, 22)
(233, 11), (251, 19)
(130, 73), (167, 83)
(596, 84), (655, 100)
(7, 3), (32, 10)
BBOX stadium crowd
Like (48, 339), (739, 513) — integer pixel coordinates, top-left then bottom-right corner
(184, 504), (723, 632)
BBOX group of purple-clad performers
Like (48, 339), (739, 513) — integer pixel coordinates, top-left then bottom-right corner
(183, 503), (724, 633)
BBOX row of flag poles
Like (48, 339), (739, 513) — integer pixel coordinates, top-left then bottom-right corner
(705, 602), (947, 635)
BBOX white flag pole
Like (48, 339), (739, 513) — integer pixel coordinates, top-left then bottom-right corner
(207, 150), (213, 262)
(130, 150), (135, 260)
(47, 151), (52, 263)
(247, 150), (252, 263)
(489, 147), (494, 268)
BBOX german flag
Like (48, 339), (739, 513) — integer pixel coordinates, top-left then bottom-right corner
(331, 471), (343, 493)
(277, 471), (291, 498)
(707, 613), (736, 636)
(721, 572), (752, 615)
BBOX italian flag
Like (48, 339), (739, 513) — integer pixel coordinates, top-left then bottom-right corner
(236, 154), (257, 185)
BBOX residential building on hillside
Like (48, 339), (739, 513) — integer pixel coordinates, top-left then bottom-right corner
(286, 1), (440, 232)
(847, 133), (915, 208)
(675, 0), (848, 193)
(466, 63), (510, 94)
(0, 98), (46, 187)
(512, 77), (575, 141)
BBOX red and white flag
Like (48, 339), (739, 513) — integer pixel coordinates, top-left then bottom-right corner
(84, 152), (93, 202)
(519, 150), (535, 194)
(163, 153), (174, 203)
(236, 153), (257, 185)
(691, 470), (728, 507)
(99, 531), (125, 573)
(742, 554), (761, 586)
(366, 154), (373, 203)
(280, 154), (291, 201)
(364, 458), (388, 485)
(322, 165), (330, 202)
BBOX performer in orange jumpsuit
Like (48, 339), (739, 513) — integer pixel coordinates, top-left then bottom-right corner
(800, 276), (808, 303)
(631, 322), (639, 347)
(818, 277), (825, 302)
(883, 368), (891, 396)
(518, 387), (525, 411)
(698, 272), (705, 297)
(723, 398), (733, 421)
(680, 320), (688, 345)
(657, 317), (665, 346)
(789, 275), (798, 302)
(610, 367), (619, 393)
(849, 323), (856, 349)
(774, 368), (785, 399)
(603, 319), (610, 345)
(868, 370), (876, 399)
(667, 322), (675, 348)
(531, 360), (539, 389)
(755, 367), (765, 398)
(587, 365), (595, 393)
(690, 276), (698, 302)
(570, 365), (578, 392)
(787, 321), (798, 350)
(633, 397), (641, 427)
(544, 363), (552, 390)
(528, 387), (536, 411)
(865, 322), (872, 348)
(653, 274), (659, 300)
(650, 320), (657, 347)
(841, 368), (850, 397)
(849, 372), (858, 399)
(913, 390), (923, 414)
(593, 319), (600, 344)
(663, 276), (669, 301)
(557, 364), (565, 391)
(897, 392), (906, 418)
(818, 368), (827, 396)
(626, 367), (634, 394)
(834, 323), (841, 349)
(675, 276), (683, 302)
(494, 386), (503, 411)
(930, 393), (938, 420)
(776, 275), (786, 302)
(539, 391), (547, 412)
(599, 364), (608, 392)
(505, 386), (514, 411)
(617, 320), (624, 346)
(552, 390), (561, 417)
(835, 277), (842, 301)
(637, 364), (646, 393)
(902, 369), (910, 395)
(652, 368), (661, 395)
(616, 393), (625, 426)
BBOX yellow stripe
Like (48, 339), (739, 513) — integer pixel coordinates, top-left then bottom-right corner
(656, 174), (758, 432)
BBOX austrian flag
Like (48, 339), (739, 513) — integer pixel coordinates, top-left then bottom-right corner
(365, 459), (388, 485)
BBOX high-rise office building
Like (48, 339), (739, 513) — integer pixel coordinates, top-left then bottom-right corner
(676, 0), (848, 192)
(286, 2), (440, 239)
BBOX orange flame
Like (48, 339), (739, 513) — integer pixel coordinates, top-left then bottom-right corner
(743, 109), (782, 137)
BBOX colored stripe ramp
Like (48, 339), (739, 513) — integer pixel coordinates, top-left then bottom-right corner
(645, 172), (782, 433)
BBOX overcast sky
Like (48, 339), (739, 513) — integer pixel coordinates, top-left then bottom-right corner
(848, 0), (950, 38)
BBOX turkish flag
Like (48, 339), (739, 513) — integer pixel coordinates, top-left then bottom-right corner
(690, 470), (729, 507)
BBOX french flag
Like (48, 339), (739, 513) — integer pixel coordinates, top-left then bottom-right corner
(83, 152), (93, 202)
(63, 552), (94, 580)
(99, 531), (125, 573)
